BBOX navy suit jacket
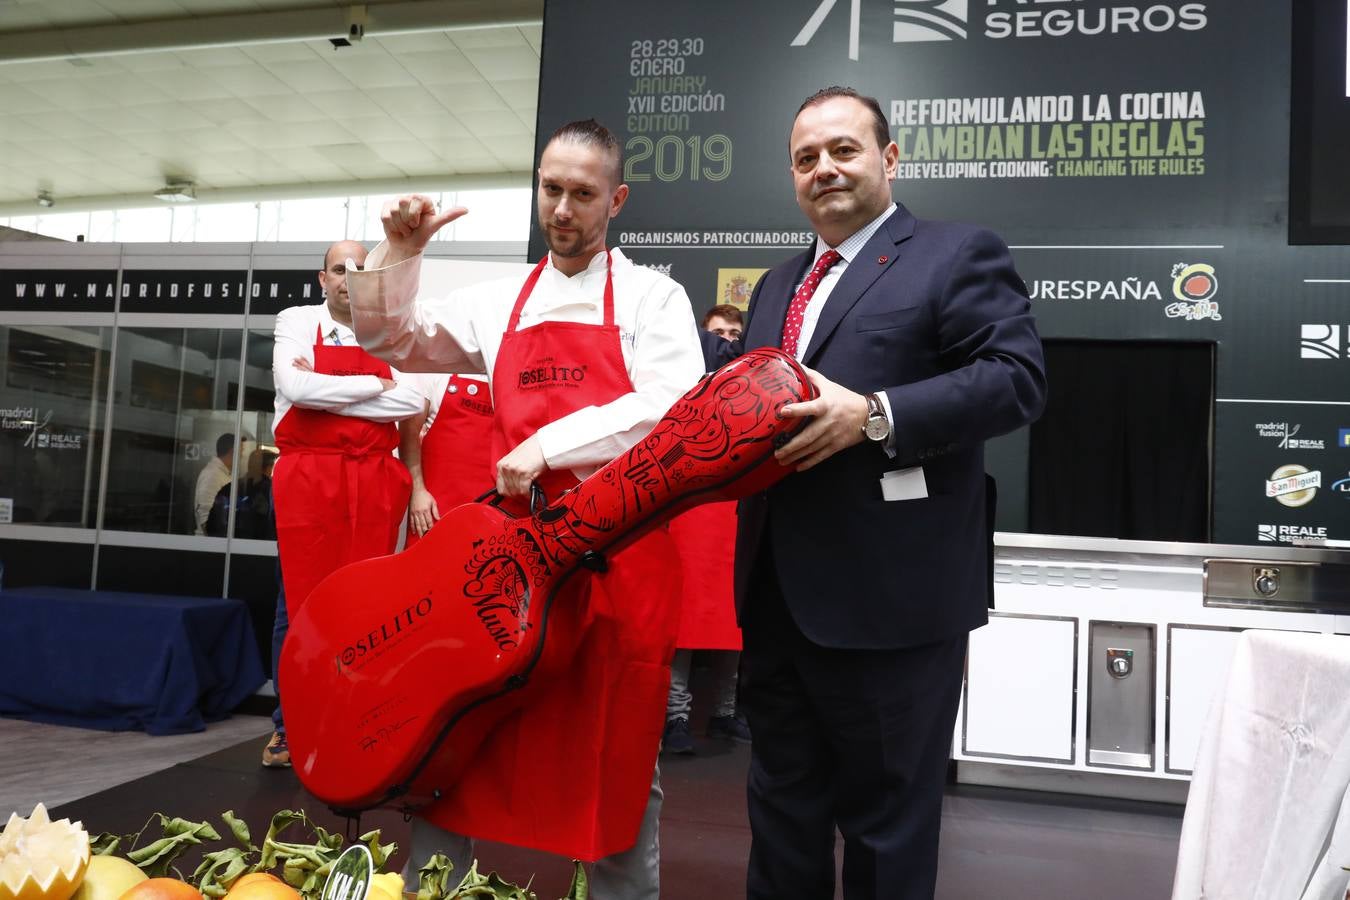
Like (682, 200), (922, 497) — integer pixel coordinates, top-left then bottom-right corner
(735, 204), (1047, 650)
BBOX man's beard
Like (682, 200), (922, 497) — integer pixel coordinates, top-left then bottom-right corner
(542, 222), (592, 258)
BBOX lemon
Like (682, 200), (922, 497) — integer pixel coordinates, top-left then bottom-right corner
(367, 873), (403, 900)
(0, 804), (91, 900)
(69, 856), (145, 900)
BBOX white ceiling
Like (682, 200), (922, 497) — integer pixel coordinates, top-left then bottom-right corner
(0, 0), (543, 214)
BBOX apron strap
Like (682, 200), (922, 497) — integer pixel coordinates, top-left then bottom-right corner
(505, 251), (615, 333)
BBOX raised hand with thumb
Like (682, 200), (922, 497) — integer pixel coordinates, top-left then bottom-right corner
(380, 194), (469, 262)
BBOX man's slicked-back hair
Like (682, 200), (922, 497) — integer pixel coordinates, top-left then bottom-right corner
(796, 86), (891, 151)
(546, 118), (624, 186)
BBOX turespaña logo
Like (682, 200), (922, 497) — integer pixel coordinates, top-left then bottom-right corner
(1266, 464), (1321, 508)
(1166, 262), (1220, 321)
(1172, 262), (1216, 302)
(1301, 324), (1343, 359)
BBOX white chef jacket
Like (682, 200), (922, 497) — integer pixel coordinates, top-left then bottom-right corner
(271, 302), (425, 428)
(348, 245), (703, 480)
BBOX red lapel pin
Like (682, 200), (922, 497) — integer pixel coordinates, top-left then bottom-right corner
(878, 255), (889, 264)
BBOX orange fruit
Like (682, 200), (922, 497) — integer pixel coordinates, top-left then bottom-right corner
(221, 880), (298, 900)
(0, 803), (90, 900)
(222, 876), (277, 893)
(117, 879), (202, 900)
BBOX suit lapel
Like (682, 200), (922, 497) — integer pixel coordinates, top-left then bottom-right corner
(801, 206), (916, 365)
(749, 249), (813, 350)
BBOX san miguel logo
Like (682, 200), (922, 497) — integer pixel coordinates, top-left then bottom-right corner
(1266, 464), (1321, 508)
(334, 597), (433, 674)
(1166, 263), (1220, 321)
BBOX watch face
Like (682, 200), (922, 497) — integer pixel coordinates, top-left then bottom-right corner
(864, 415), (890, 441)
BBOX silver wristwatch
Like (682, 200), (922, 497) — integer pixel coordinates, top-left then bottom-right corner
(862, 392), (890, 442)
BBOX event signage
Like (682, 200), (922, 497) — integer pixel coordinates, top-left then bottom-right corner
(0, 270), (117, 313)
(531, 0), (1350, 547)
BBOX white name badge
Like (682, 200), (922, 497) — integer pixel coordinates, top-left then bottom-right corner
(880, 466), (928, 502)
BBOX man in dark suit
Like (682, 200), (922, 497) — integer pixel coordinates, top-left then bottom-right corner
(735, 86), (1047, 900)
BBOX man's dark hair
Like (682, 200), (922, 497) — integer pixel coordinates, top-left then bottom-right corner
(547, 119), (623, 186)
(702, 304), (744, 328)
(796, 86), (891, 151)
(216, 433), (235, 459)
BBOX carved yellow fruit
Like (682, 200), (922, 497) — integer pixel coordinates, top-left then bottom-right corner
(0, 804), (91, 900)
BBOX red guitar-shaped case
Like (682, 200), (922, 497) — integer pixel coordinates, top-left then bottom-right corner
(281, 347), (815, 814)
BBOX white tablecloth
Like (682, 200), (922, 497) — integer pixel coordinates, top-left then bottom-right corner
(1173, 630), (1350, 900)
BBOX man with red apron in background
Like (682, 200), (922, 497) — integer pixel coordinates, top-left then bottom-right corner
(663, 304), (751, 755)
(399, 373), (495, 545)
(263, 240), (426, 768)
(347, 120), (704, 898)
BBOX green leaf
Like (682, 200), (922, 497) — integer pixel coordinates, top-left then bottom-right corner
(89, 834), (122, 856)
(561, 862), (587, 900)
(416, 853), (456, 900)
(123, 815), (224, 878)
(222, 811), (256, 851)
(194, 848), (250, 898)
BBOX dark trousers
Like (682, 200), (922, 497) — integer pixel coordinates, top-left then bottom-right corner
(270, 560), (286, 733)
(740, 552), (967, 900)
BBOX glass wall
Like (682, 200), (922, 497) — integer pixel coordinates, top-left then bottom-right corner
(0, 325), (110, 527)
(0, 238), (525, 593)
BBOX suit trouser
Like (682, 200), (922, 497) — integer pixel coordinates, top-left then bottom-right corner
(404, 763), (663, 899)
(739, 552), (967, 900)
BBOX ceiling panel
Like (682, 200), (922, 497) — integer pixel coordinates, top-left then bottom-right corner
(0, 6), (540, 212)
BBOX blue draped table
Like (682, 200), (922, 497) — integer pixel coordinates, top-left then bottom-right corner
(0, 586), (265, 735)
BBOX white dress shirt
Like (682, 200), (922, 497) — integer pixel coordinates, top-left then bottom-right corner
(272, 302), (425, 428)
(193, 455), (231, 534)
(794, 203), (899, 453)
(348, 245), (704, 480)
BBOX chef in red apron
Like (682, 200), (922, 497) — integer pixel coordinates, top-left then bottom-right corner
(399, 373), (495, 546)
(265, 239), (425, 768)
(347, 120), (704, 898)
(663, 304), (750, 755)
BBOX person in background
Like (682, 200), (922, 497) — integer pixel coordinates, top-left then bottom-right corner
(663, 303), (750, 754)
(194, 432), (237, 534)
(261, 239), (425, 769)
(734, 86), (1046, 899)
(398, 372), (495, 548)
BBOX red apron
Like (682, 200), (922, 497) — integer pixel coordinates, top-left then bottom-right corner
(422, 254), (682, 861)
(273, 325), (412, 613)
(403, 375), (495, 549)
(668, 500), (743, 650)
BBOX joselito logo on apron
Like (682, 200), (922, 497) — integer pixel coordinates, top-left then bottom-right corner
(517, 358), (587, 389)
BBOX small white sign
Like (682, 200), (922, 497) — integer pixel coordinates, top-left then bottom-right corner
(321, 844), (372, 900)
(0, 498), (12, 524)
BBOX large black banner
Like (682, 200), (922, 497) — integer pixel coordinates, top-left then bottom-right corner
(532, 0), (1350, 547)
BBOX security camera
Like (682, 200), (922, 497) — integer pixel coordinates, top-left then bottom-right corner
(348, 22), (364, 41)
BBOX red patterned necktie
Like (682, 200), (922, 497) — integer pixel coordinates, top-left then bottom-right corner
(781, 249), (842, 358)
